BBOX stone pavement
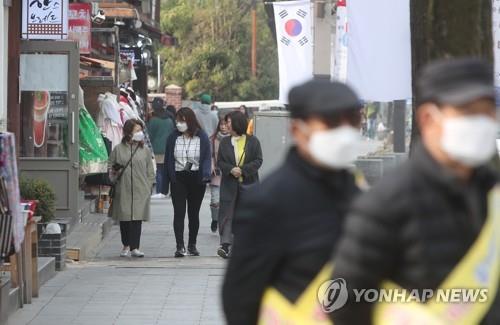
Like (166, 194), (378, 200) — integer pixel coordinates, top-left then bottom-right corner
(8, 194), (227, 325)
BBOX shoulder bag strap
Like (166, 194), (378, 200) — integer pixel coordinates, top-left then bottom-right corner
(114, 145), (140, 184)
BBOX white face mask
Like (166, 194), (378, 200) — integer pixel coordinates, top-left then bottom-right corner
(438, 113), (498, 167)
(307, 125), (363, 169)
(176, 122), (188, 133)
(132, 131), (144, 142)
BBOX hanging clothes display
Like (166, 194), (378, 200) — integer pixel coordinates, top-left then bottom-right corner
(118, 88), (155, 164)
(79, 86), (108, 175)
(126, 87), (145, 120)
(0, 133), (22, 252)
(119, 94), (138, 122)
(97, 92), (123, 149)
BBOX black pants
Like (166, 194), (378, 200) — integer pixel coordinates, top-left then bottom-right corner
(171, 171), (206, 246)
(120, 221), (142, 250)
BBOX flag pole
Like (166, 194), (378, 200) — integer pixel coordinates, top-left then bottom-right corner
(251, 0), (257, 77)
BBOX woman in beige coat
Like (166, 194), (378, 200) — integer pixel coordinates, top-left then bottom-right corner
(109, 119), (155, 258)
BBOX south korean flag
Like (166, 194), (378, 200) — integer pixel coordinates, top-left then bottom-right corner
(273, 0), (313, 103)
(276, 4), (310, 47)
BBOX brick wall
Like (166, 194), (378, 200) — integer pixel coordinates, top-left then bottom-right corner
(165, 84), (182, 110)
(37, 223), (67, 271)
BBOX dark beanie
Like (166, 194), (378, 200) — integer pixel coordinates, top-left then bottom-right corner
(152, 97), (165, 112)
(288, 79), (362, 119)
(416, 58), (495, 106)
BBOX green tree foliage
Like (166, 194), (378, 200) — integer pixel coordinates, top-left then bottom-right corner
(160, 0), (278, 101)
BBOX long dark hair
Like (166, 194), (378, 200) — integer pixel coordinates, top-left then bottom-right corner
(176, 107), (201, 137)
(212, 117), (227, 139)
(239, 105), (251, 119)
(121, 119), (144, 147)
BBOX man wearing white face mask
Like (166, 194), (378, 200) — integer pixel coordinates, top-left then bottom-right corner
(222, 79), (364, 325)
(331, 58), (500, 325)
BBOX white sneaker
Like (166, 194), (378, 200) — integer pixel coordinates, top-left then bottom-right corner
(120, 249), (130, 257)
(151, 193), (166, 199)
(131, 249), (145, 257)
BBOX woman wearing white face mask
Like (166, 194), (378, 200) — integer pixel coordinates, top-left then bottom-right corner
(162, 107), (212, 257)
(108, 119), (156, 258)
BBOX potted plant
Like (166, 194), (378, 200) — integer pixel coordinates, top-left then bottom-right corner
(19, 177), (65, 270)
(19, 177), (56, 223)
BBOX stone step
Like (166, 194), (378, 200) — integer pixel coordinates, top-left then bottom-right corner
(0, 277), (20, 325)
(0, 275), (11, 324)
(37, 257), (55, 288)
(66, 213), (113, 261)
(0, 256), (56, 323)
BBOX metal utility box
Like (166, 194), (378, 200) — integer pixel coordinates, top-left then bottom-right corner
(254, 111), (292, 179)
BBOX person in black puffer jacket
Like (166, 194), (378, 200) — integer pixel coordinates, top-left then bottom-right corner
(331, 58), (500, 325)
(222, 80), (364, 325)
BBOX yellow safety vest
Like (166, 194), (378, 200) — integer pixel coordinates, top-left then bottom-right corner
(258, 186), (500, 325)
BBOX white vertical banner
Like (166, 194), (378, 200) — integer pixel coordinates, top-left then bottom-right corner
(273, 0), (313, 104)
(492, 0), (500, 104)
(347, 0), (412, 101)
(332, 0), (348, 82)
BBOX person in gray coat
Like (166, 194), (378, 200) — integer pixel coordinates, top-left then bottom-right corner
(194, 94), (219, 136)
(217, 111), (263, 258)
(109, 119), (156, 258)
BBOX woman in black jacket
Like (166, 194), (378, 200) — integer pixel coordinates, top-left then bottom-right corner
(217, 111), (263, 258)
(162, 107), (212, 257)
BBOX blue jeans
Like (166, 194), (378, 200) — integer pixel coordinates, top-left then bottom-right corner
(156, 163), (163, 194)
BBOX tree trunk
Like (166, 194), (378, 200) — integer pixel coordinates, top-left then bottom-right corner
(409, 0), (493, 154)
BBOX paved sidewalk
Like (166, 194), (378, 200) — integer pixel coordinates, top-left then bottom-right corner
(8, 194), (227, 325)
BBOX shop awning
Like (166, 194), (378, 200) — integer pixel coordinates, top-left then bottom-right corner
(80, 56), (115, 70)
(103, 7), (136, 19)
(99, 2), (138, 19)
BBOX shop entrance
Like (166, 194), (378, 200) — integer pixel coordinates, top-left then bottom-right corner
(18, 40), (80, 220)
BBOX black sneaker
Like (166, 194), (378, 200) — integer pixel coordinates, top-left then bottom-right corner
(187, 244), (200, 256)
(175, 245), (186, 258)
(210, 220), (218, 233)
(217, 245), (229, 259)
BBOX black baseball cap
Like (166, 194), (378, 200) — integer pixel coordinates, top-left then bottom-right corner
(288, 79), (362, 119)
(416, 58), (495, 107)
(152, 97), (165, 112)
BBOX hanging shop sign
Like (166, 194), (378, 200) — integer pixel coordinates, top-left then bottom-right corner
(68, 3), (91, 54)
(120, 47), (142, 67)
(22, 0), (69, 40)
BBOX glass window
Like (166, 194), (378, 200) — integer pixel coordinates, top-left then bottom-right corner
(20, 54), (69, 158)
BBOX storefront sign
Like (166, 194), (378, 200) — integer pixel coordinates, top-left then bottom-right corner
(22, 0), (69, 40)
(68, 3), (91, 54)
(120, 47), (142, 67)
